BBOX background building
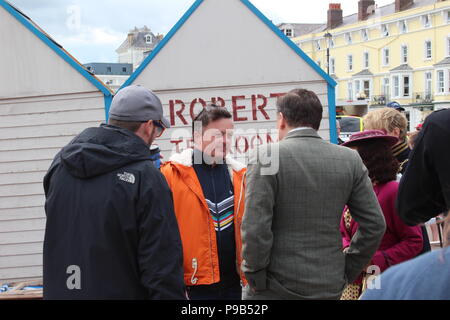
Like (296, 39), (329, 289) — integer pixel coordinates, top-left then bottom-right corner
(116, 26), (163, 71)
(289, 0), (450, 130)
(83, 63), (133, 92)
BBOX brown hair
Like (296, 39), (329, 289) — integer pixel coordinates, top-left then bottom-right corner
(276, 88), (323, 130)
(363, 108), (408, 141)
(192, 104), (232, 136)
(354, 139), (399, 184)
(108, 119), (144, 133)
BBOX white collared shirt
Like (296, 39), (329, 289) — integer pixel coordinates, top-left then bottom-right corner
(288, 127), (313, 134)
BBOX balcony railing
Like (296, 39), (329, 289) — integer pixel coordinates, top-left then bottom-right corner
(370, 95), (389, 106)
(413, 92), (433, 104)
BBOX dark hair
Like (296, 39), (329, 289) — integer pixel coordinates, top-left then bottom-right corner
(108, 119), (144, 133)
(355, 140), (399, 184)
(276, 88), (323, 130)
(192, 104), (232, 136)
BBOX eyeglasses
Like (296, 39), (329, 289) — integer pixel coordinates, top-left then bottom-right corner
(153, 120), (165, 138)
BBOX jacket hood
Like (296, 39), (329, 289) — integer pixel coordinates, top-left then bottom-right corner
(60, 124), (152, 179)
(168, 148), (246, 172)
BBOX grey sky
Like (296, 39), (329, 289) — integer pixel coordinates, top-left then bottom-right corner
(8, 0), (393, 63)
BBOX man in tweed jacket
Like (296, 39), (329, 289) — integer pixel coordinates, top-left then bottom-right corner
(241, 89), (386, 300)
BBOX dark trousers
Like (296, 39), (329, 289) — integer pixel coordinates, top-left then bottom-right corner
(187, 283), (242, 300)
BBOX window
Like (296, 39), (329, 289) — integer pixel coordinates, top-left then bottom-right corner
(422, 14), (431, 28)
(401, 45), (408, 64)
(285, 29), (293, 37)
(345, 32), (352, 44)
(392, 74), (411, 97)
(381, 24), (389, 37)
(315, 40), (321, 51)
(393, 76), (400, 97)
(363, 52), (370, 69)
(399, 20), (408, 34)
(403, 76), (410, 97)
(382, 48), (390, 66)
(447, 37), (450, 57)
(348, 81), (354, 100)
(425, 72), (432, 95)
(382, 78), (390, 97)
(122, 67), (127, 72)
(437, 70), (445, 93)
(330, 57), (336, 75)
(145, 35), (153, 44)
(361, 29), (369, 41)
(329, 37), (335, 48)
(347, 54), (353, 72)
(363, 80), (371, 98)
(107, 66), (112, 73)
(448, 69), (450, 92)
(424, 40), (432, 59)
(355, 80), (361, 96)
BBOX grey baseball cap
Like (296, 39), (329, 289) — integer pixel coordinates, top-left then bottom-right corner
(109, 85), (170, 128)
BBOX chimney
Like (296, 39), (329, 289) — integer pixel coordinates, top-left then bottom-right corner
(328, 3), (343, 29)
(358, 0), (376, 21)
(127, 33), (134, 46)
(395, 0), (414, 12)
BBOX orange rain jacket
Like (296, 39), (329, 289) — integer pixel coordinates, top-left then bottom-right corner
(161, 148), (247, 287)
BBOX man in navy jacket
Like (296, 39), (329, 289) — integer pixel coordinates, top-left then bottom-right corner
(43, 86), (185, 299)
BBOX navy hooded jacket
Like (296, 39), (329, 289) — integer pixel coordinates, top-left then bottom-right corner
(43, 124), (185, 300)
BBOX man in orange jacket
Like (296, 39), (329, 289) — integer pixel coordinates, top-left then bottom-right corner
(161, 105), (246, 300)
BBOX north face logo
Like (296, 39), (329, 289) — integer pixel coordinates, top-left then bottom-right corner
(117, 172), (135, 184)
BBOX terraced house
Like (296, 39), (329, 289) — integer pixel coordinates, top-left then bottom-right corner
(283, 0), (450, 130)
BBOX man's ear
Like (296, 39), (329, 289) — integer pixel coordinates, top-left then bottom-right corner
(391, 127), (401, 138)
(278, 112), (287, 130)
(146, 120), (155, 133)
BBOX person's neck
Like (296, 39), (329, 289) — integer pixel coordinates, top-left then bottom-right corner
(193, 148), (223, 167)
(289, 126), (313, 132)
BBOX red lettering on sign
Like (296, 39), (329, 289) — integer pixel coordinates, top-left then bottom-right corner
(170, 139), (184, 153)
(250, 135), (264, 149)
(169, 100), (188, 126)
(232, 96), (248, 122)
(190, 98), (207, 120)
(270, 93), (286, 99)
(211, 97), (226, 108)
(251, 94), (270, 120)
(235, 136), (249, 154)
(186, 139), (194, 149)
(266, 133), (276, 144)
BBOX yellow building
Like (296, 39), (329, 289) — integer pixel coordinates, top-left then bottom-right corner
(286, 0), (450, 130)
